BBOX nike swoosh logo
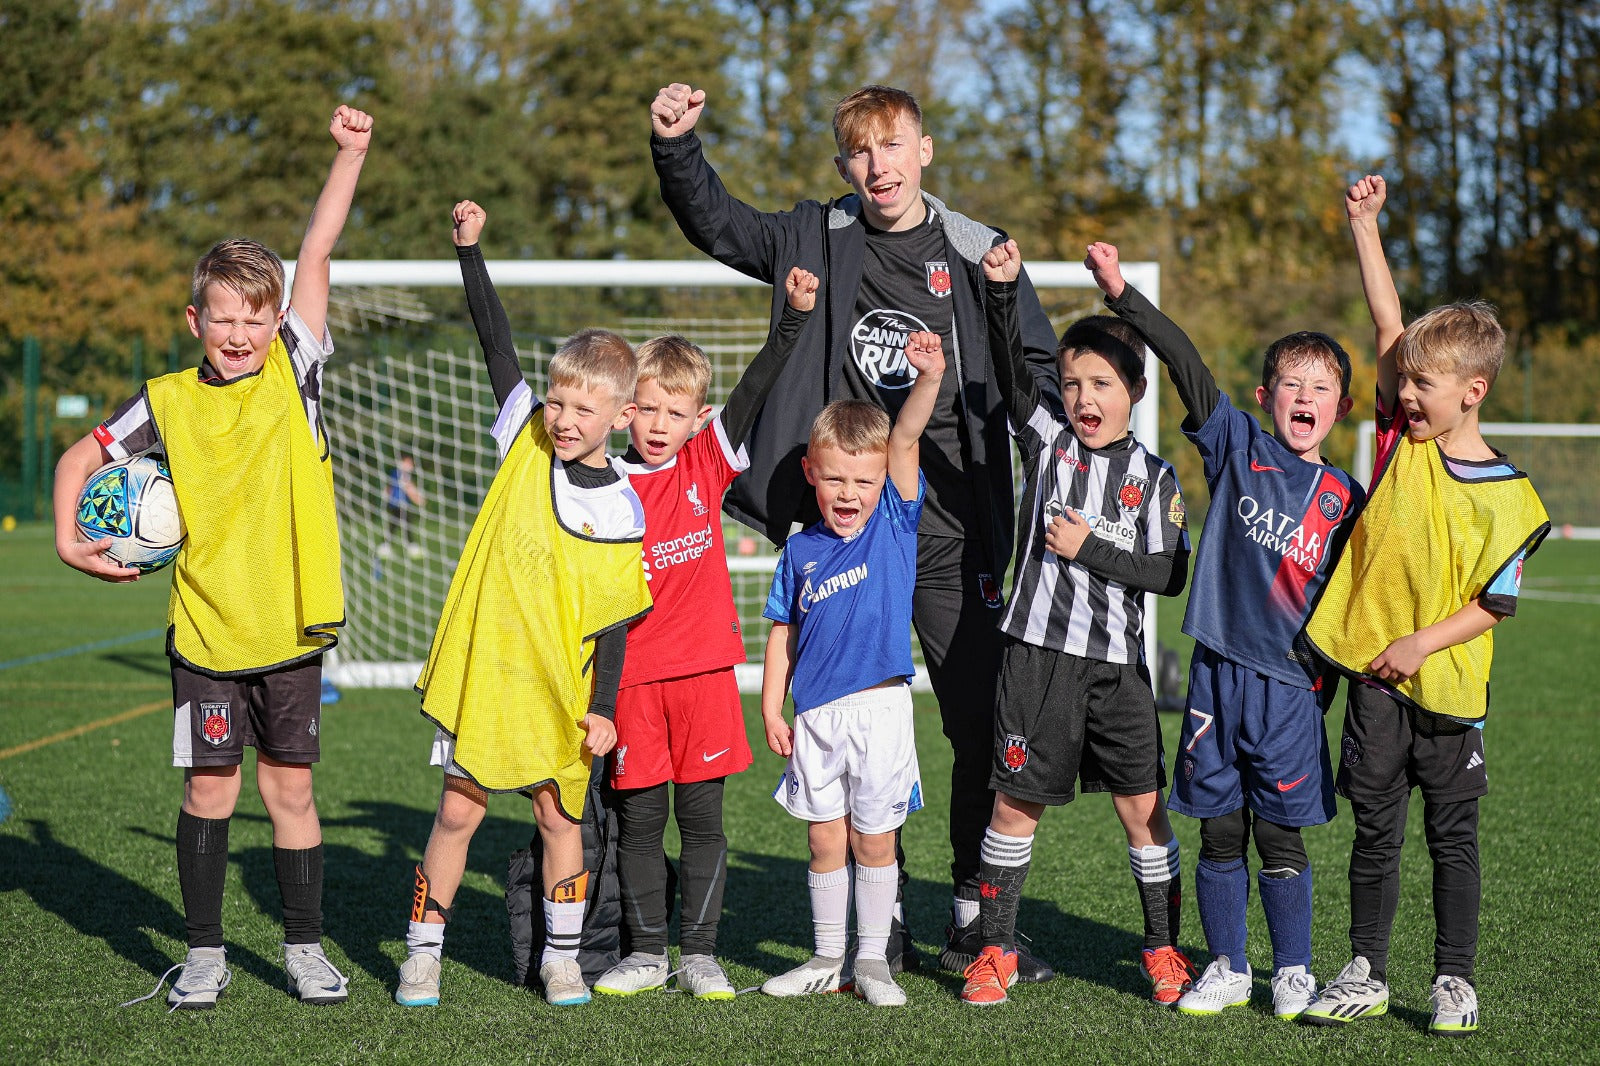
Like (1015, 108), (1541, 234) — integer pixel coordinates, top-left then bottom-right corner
(1250, 460), (1283, 473)
(1276, 774), (1310, 792)
(702, 748), (731, 762)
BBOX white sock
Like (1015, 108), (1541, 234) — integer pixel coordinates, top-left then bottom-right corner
(406, 920), (444, 960)
(540, 897), (584, 965)
(952, 896), (980, 927)
(854, 862), (899, 962)
(807, 866), (850, 959)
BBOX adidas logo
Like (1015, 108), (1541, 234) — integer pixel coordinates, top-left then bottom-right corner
(1466, 751), (1484, 770)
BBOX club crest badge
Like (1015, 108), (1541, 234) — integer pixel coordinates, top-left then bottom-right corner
(1003, 733), (1029, 772)
(1168, 491), (1187, 529)
(687, 482), (708, 517)
(1318, 490), (1343, 521)
(926, 261), (953, 299)
(1119, 474), (1148, 511)
(200, 702), (231, 747)
(1342, 735), (1362, 768)
(978, 572), (1003, 609)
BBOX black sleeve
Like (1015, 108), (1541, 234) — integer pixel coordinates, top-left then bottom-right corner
(984, 278), (1045, 435)
(1073, 539), (1190, 598)
(457, 243), (525, 408)
(722, 301), (810, 447)
(586, 626), (627, 721)
(652, 130), (791, 283)
(1104, 283), (1219, 431)
(1015, 266), (1064, 413)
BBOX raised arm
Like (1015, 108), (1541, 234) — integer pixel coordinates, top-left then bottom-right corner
(889, 332), (945, 497)
(451, 201), (525, 408)
(980, 240), (1046, 433)
(651, 83), (794, 283)
(289, 105), (373, 340)
(1087, 242), (1219, 430)
(1347, 175), (1404, 410)
(722, 267), (816, 447)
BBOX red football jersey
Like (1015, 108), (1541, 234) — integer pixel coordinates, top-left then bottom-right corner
(619, 416), (748, 685)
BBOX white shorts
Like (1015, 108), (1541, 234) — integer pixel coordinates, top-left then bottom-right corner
(429, 728), (470, 780)
(773, 685), (923, 834)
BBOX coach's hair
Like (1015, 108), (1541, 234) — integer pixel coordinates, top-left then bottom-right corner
(808, 400), (891, 456)
(549, 328), (638, 404)
(1262, 331), (1353, 397)
(1396, 300), (1506, 386)
(1059, 315), (1147, 389)
(833, 85), (923, 155)
(635, 335), (712, 406)
(191, 239), (285, 314)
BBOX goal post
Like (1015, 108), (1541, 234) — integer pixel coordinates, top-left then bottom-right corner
(304, 259), (1164, 690)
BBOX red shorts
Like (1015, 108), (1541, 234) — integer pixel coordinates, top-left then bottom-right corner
(611, 667), (752, 789)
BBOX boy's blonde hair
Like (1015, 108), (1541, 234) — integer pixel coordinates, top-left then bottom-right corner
(1396, 300), (1505, 386)
(808, 400), (890, 456)
(549, 328), (638, 405)
(833, 85), (922, 155)
(191, 238), (285, 313)
(636, 335), (712, 406)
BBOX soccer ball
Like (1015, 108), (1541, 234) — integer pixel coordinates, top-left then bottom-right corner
(75, 455), (186, 573)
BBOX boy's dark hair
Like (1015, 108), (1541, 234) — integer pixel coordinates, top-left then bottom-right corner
(1261, 332), (1353, 397)
(191, 238), (285, 313)
(1059, 316), (1146, 387)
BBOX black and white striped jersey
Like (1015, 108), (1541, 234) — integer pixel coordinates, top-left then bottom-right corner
(1001, 402), (1189, 664)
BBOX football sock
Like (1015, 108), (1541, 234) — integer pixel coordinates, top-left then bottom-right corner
(616, 784), (672, 954)
(1130, 840), (1181, 949)
(977, 828), (1033, 951)
(541, 896), (585, 965)
(854, 862), (899, 962)
(406, 920), (445, 960)
(675, 778), (728, 957)
(176, 810), (229, 949)
(807, 866), (850, 958)
(952, 895), (980, 928)
(1195, 856), (1249, 969)
(1257, 866), (1313, 971)
(274, 844), (324, 945)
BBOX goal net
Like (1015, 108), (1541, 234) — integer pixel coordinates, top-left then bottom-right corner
(312, 259), (1163, 690)
(1354, 422), (1600, 539)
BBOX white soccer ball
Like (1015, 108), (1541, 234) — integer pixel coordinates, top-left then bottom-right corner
(75, 454), (186, 573)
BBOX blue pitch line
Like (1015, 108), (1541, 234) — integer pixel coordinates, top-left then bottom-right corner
(0, 628), (166, 673)
(0, 786), (10, 825)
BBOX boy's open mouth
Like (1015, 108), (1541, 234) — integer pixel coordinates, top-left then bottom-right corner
(1076, 414), (1102, 435)
(1289, 410), (1316, 437)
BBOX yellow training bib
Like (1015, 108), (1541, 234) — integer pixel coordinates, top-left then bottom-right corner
(1306, 434), (1547, 721)
(417, 417), (650, 814)
(146, 337), (344, 675)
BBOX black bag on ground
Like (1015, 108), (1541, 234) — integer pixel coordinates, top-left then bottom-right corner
(506, 765), (622, 986)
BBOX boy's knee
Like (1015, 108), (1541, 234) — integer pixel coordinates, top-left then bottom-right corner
(1252, 818), (1308, 876)
(1199, 809), (1249, 864)
(435, 777), (488, 835)
(184, 766), (242, 818)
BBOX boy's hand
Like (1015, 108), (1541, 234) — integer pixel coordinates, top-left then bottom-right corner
(453, 200), (486, 247)
(785, 267), (819, 312)
(329, 105), (373, 153)
(763, 712), (793, 758)
(1084, 241), (1125, 299)
(57, 536), (141, 583)
(982, 239), (1022, 283)
(904, 330), (945, 382)
(1347, 174), (1387, 222)
(1370, 633), (1428, 684)
(651, 83), (706, 138)
(580, 713), (617, 757)
(1044, 509), (1093, 560)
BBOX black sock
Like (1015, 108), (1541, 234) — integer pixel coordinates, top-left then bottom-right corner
(274, 844), (324, 945)
(977, 829), (1033, 951)
(176, 810), (229, 949)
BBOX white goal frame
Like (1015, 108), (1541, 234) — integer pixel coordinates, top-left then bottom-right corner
(299, 258), (1165, 690)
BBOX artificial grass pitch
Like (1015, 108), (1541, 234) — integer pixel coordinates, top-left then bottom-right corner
(1, 523), (1597, 1064)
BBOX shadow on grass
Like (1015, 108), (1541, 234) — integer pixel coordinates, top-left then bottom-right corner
(98, 649), (172, 679)
(0, 818), (278, 989)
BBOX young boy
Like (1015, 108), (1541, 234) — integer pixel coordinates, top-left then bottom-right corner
(381, 453), (425, 558)
(1300, 176), (1548, 1036)
(54, 105), (374, 1010)
(1085, 242), (1364, 1019)
(396, 201), (651, 1009)
(593, 268), (817, 1000)
(757, 332), (946, 1008)
(960, 240), (1190, 1007)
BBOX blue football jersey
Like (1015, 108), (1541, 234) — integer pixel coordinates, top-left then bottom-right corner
(763, 472), (924, 713)
(1184, 394), (1365, 688)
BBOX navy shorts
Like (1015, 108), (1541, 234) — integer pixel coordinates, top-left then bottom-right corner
(1167, 644), (1336, 828)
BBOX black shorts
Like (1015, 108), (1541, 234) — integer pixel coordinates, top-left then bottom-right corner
(170, 657), (324, 768)
(1336, 683), (1488, 804)
(990, 639), (1166, 805)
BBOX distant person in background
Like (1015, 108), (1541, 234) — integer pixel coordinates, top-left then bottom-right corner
(381, 453), (425, 559)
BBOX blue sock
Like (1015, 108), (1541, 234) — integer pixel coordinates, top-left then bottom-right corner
(1195, 857), (1249, 969)
(1257, 865), (1313, 971)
